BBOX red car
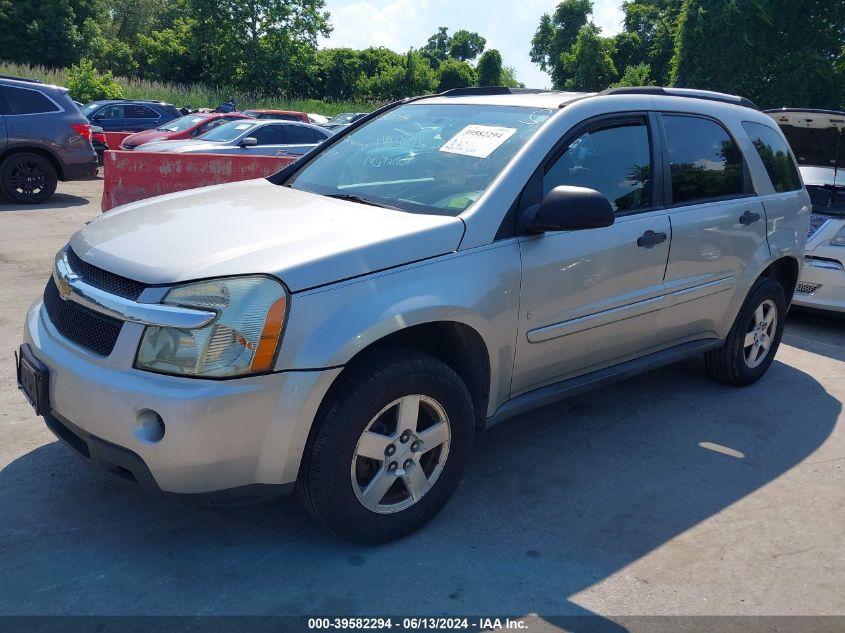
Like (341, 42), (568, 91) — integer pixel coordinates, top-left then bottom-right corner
(120, 113), (250, 149)
(241, 109), (309, 122)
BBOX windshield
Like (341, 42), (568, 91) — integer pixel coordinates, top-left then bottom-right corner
(197, 120), (257, 143)
(288, 103), (553, 215)
(158, 115), (208, 132)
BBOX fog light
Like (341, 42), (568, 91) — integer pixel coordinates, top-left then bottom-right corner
(134, 409), (165, 444)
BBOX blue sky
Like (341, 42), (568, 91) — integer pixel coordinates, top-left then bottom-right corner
(319, 0), (625, 89)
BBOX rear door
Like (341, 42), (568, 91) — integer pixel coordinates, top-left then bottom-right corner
(0, 89), (8, 154)
(122, 104), (161, 131)
(655, 113), (768, 343)
(512, 114), (672, 395)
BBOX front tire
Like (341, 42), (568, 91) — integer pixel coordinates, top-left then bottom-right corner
(704, 278), (787, 386)
(0, 152), (58, 204)
(297, 347), (474, 544)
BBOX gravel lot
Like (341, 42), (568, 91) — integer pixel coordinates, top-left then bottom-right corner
(1, 178), (844, 622)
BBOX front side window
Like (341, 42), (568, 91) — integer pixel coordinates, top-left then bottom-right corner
(251, 125), (287, 144)
(285, 126), (325, 144)
(543, 121), (652, 213)
(742, 121), (802, 193)
(1, 86), (60, 115)
(289, 103), (553, 216)
(663, 115), (745, 204)
(98, 104), (124, 119)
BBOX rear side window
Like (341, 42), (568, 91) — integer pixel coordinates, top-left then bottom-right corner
(0, 86), (60, 115)
(663, 115), (745, 204)
(125, 105), (158, 119)
(285, 126), (326, 144)
(742, 122), (802, 192)
(544, 121), (653, 213)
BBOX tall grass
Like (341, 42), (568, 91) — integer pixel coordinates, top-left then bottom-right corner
(0, 61), (380, 116)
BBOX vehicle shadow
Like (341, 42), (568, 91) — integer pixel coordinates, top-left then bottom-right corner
(785, 308), (844, 363)
(0, 192), (91, 212)
(0, 359), (839, 617)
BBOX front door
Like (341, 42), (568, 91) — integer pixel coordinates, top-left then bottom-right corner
(512, 115), (672, 396)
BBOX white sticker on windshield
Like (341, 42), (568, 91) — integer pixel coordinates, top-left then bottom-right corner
(439, 125), (517, 158)
(234, 123), (253, 129)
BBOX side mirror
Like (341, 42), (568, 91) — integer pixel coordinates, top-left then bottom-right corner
(240, 137), (258, 147)
(522, 186), (615, 233)
(92, 113), (104, 121)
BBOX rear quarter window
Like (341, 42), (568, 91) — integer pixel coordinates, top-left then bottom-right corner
(0, 86), (60, 115)
(742, 121), (802, 192)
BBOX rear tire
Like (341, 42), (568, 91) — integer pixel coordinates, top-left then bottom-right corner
(0, 152), (58, 204)
(704, 278), (786, 386)
(297, 347), (474, 544)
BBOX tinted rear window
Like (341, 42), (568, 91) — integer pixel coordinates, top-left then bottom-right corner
(663, 115), (745, 204)
(0, 86), (60, 115)
(742, 122), (802, 193)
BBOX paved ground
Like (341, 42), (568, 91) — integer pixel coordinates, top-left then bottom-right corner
(0, 179), (843, 622)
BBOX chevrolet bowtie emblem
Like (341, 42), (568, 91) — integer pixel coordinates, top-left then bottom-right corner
(54, 251), (78, 301)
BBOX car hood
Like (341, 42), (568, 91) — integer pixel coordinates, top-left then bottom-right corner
(135, 139), (219, 152)
(70, 179), (465, 291)
(124, 130), (172, 147)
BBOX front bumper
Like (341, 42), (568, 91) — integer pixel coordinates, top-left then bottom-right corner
(24, 299), (341, 495)
(793, 257), (845, 313)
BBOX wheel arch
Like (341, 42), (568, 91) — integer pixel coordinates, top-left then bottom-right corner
(0, 146), (65, 180)
(758, 255), (800, 305)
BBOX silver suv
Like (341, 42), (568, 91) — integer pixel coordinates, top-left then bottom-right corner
(17, 87), (809, 543)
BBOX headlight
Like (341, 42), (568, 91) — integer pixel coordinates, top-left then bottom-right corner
(135, 276), (287, 378)
(831, 225), (845, 247)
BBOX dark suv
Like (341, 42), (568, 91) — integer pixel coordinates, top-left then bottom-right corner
(80, 99), (182, 132)
(0, 75), (98, 204)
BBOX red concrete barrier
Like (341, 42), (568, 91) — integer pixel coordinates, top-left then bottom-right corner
(101, 151), (296, 212)
(103, 131), (134, 150)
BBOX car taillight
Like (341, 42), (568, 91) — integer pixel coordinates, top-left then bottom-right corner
(70, 123), (92, 141)
(92, 131), (106, 144)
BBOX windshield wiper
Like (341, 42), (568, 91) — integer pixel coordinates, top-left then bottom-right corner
(324, 193), (402, 211)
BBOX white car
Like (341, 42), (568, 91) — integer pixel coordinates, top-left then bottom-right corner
(766, 109), (845, 313)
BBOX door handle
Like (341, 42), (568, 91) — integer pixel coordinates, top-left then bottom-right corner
(740, 210), (761, 226)
(637, 230), (668, 249)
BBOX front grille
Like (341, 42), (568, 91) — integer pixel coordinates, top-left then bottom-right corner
(43, 277), (124, 356)
(796, 282), (821, 295)
(808, 214), (830, 239)
(66, 248), (146, 300)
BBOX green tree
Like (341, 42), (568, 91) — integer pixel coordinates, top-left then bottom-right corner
(560, 24), (617, 91)
(612, 63), (655, 87)
(0, 0), (83, 68)
(448, 30), (486, 62)
(135, 18), (198, 83)
(421, 26), (451, 68)
(401, 50), (438, 97)
(66, 58), (124, 102)
(621, 0), (682, 84)
(501, 66), (524, 88)
(530, 0), (593, 88)
(477, 49), (504, 86)
(437, 59), (477, 91)
(316, 48), (362, 100)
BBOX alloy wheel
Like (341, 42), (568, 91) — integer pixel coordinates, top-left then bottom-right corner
(351, 394), (451, 514)
(743, 299), (778, 368)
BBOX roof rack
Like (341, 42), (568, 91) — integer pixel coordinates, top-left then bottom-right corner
(0, 74), (43, 84)
(438, 86), (552, 97)
(598, 87), (759, 111)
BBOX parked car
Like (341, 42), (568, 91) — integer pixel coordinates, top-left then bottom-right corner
(765, 108), (845, 313)
(80, 99), (182, 132)
(135, 119), (332, 157)
(18, 87), (807, 543)
(120, 113), (251, 150)
(0, 75), (97, 203)
(241, 109), (309, 122)
(323, 111), (368, 131)
(308, 113), (331, 126)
